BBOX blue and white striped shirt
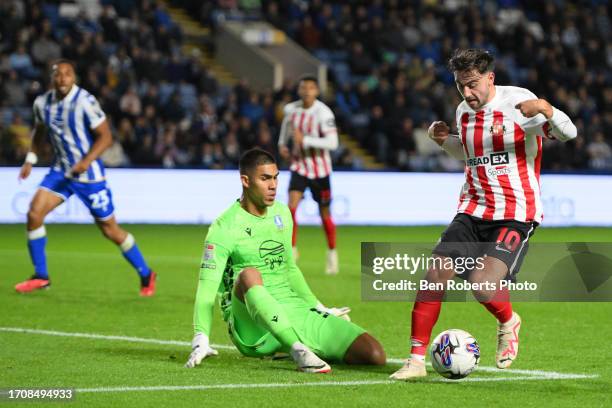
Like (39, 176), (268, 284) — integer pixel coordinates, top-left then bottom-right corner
(33, 85), (107, 182)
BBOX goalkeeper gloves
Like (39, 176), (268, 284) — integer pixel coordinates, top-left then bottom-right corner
(185, 332), (218, 368)
(316, 302), (351, 321)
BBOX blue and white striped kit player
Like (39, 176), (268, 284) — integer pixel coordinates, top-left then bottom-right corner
(33, 85), (113, 217)
(15, 60), (157, 296)
(35, 85), (107, 183)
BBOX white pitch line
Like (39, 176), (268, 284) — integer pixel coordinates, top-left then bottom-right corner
(0, 327), (231, 350)
(0, 249), (346, 268)
(385, 358), (596, 379)
(434, 375), (599, 383)
(0, 327), (598, 381)
(76, 380), (392, 393)
(73, 373), (600, 394)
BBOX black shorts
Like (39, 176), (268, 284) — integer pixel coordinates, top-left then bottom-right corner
(433, 213), (537, 280)
(288, 171), (332, 206)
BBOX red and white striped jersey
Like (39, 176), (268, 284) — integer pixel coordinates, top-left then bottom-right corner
(454, 85), (572, 223)
(278, 99), (338, 179)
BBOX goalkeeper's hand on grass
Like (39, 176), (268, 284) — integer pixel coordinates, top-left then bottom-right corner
(185, 332), (218, 368)
(316, 302), (351, 321)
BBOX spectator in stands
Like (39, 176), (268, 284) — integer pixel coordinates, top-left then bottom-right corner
(0, 0), (609, 174)
(299, 16), (321, 50)
(6, 113), (30, 162)
(119, 86), (143, 120)
(587, 132), (612, 170)
(2, 70), (26, 107)
(31, 31), (61, 66)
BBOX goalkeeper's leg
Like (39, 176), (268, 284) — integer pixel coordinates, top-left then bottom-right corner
(343, 333), (386, 365)
(294, 304), (385, 365)
(235, 268), (331, 373)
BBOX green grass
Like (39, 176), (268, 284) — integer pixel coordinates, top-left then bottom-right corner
(0, 224), (611, 407)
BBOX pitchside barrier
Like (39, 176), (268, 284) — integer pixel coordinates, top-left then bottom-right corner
(1, 168), (611, 226)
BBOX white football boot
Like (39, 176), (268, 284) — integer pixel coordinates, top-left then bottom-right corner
(290, 342), (331, 373)
(389, 357), (427, 380)
(325, 249), (339, 275)
(496, 312), (521, 369)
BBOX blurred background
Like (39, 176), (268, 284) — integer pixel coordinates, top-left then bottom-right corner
(0, 0), (610, 174)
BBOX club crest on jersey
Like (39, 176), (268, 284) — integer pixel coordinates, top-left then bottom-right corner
(204, 243), (215, 260)
(274, 215), (283, 230)
(50, 117), (64, 134)
(489, 122), (506, 138)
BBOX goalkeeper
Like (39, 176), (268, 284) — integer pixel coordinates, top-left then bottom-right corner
(186, 148), (385, 373)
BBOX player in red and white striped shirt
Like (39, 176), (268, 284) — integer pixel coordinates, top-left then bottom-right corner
(391, 49), (577, 380)
(278, 75), (339, 274)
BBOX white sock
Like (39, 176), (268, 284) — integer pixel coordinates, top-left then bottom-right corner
(28, 226), (46, 240)
(119, 233), (135, 252)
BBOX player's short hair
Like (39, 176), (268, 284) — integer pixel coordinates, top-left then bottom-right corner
(298, 74), (319, 87)
(448, 49), (495, 74)
(239, 148), (276, 175)
(51, 59), (77, 73)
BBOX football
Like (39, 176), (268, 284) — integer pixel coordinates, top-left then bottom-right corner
(430, 329), (481, 379)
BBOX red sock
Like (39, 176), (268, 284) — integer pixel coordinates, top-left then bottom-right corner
(289, 207), (298, 247)
(321, 215), (336, 249)
(480, 288), (513, 323)
(410, 290), (444, 355)
(481, 301), (513, 324)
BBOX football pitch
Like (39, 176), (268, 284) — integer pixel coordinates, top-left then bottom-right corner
(1, 224), (610, 407)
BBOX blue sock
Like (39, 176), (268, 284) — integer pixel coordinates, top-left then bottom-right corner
(27, 226), (48, 279)
(120, 234), (151, 282)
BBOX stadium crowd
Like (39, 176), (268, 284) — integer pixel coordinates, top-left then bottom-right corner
(0, 0), (610, 172)
(255, 0), (612, 172)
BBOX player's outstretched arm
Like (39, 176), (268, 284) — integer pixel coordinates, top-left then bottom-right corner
(286, 261), (351, 320)
(429, 121), (464, 160)
(286, 254), (318, 307)
(515, 99), (577, 142)
(283, 207), (321, 306)
(186, 269), (223, 368)
(186, 232), (230, 368)
(283, 207), (351, 320)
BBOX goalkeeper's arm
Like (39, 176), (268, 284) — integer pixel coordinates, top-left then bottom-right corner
(286, 261), (318, 307)
(185, 277), (221, 368)
(186, 242), (228, 368)
(283, 207), (351, 320)
(286, 259), (351, 320)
